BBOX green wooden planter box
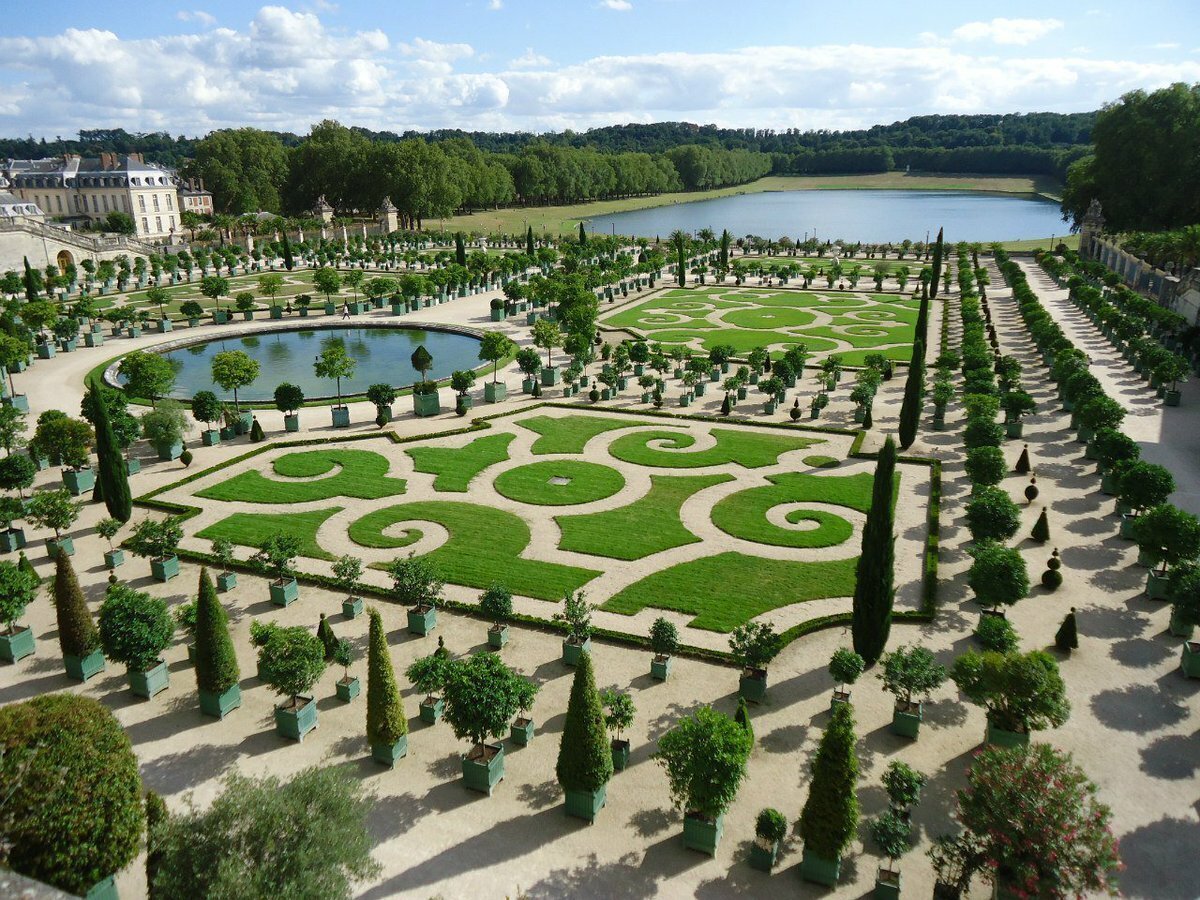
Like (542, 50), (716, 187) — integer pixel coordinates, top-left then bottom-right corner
(1119, 515), (1138, 539)
(694, 382), (707, 397)
(985, 719), (1030, 749)
(408, 604), (437, 635)
(274, 696), (318, 741)
(488, 623), (509, 648)
(484, 381), (507, 403)
(1169, 608), (1195, 638)
(874, 868), (902, 899)
(510, 716), (535, 745)
(0, 528), (23, 552)
(269, 307), (284, 319)
(651, 654), (672, 680)
(130, 659), (170, 698)
(1147, 571), (1171, 599)
(372, 736), (409, 767)
(4, 394), (29, 412)
(212, 310), (230, 324)
(63, 467), (95, 495)
(156, 441), (183, 461)
(201, 429), (221, 446)
(683, 812), (724, 856)
(611, 739), (630, 772)
(37, 342), (55, 359)
(1005, 420), (1023, 439)
(84, 331), (104, 347)
(748, 838), (780, 872)
(279, 413), (299, 432)
(1181, 641), (1200, 678)
(152, 555), (180, 582)
(419, 695), (444, 724)
(217, 571), (237, 592)
(336, 675), (361, 701)
(64, 648), (105, 682)
(85, 874), (118, 900)
(412, 392), (441, 417)
(462, 743), (505, 795)
(739, 668), (767, 703)
(1165, 389), (1182, 406)
(47, 535), (74, 558)
(564, 785), (606, 823)
(343, 596), (363, 618)
(270, 576), (299, 606)
(562, 636), (590, 665)
(331, 406), (350, 428)
(800, 848), (841, 886)
(199, 684), (242, 719)
(891, 701), (922, 738)
(104, 549), (124, 569)
(541, 366), (560, 386)
(0, 625), (35, 663)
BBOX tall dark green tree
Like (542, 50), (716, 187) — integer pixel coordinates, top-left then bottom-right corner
(897, 339), (925, 450)
(54, 553), (101, 661)
(194, 567), (239, 698)
(798, 702), (859, 865)
(280, 229), (295, 271)
(455, 232), (466, 267)
(929, 227), (944, 299)
(526, 225), (535, 256)
(555, 650), (613, 795)
(719, 229), (731, 269)
(22, 257), (38, 301)
(851, 437), (897, 667)
(87, 381), (131, 522)
(578, 221), (588, 247)
(915, 295), (930, 347)
(366, 607), (407, 755)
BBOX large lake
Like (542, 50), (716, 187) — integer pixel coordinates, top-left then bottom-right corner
(586, 189), (1065, 243)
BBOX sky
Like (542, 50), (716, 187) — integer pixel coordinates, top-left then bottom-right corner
(1, 0), (1198, 139)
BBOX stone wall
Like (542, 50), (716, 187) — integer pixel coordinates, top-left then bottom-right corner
(1083, 234), (1200, 324)
(0, 220), (153, 274)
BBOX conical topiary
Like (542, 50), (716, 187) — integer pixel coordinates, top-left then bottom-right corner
(1024, 475), (1039, 504)
(88, 380), (132, 522)
(735, 696), (754, 746)
(194, 567), (239, 696)
(18, 551), (39, 584)
(1031, 507), (1050, 543)
(720, 392), (731, 416)
(1014, 444), (1031, 475)
(1055, 607), (1078, 652)
(366, 607), (407, 748)
(555, 650), (613, 794)
(317, 612), (337, 661)
(145, 790), (168, 896)
(53, 553), (100, 659)
(799, 701), (859, 864)
(249, 419), (265, 442)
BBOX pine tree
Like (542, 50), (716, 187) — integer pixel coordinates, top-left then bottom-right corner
(734, 696), (754, 746)
(929, 227), (944, 299)
(145, 790), (169, 899)
(851, 437), (897, 667)
(526, 226), (535, 256)
(1055, 608), (1079, 652)
(23, 256), (38, 301)
(556, 650), (613, 794)
(455, 232), (467, 267)
(719, 229), (731, 269)
(1014, 445), (1031, 474)
(194, 567), (239, 696)
(578, 222), (588, 247)
(897, 339), (925, 450)
(281, 230), (295, 271)
(88, 381), (132, 522)
(1031, 507), (1051, 542)
(799, 702), (859, 864)
(54, 553), (100, 659)
(366, 607), (407, 750)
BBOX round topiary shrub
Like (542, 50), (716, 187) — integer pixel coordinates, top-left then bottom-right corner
(0, 693), (144, 894)
(1041, 568), (1064, 590)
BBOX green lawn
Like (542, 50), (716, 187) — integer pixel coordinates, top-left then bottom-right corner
(196, 449), (407, 504)
(349, 501), (599, 601)
(803, 455), (841, 468)
(607, 427), (820, 469)
(602, 552), (859, 631)
(556, 473), (733, 560)
(709, 471), (877, 549)
(493, 460), (626, 506)
(195, 508), (341, 561)
(406, 433), (515, 492)
(518, 414), (654, 454)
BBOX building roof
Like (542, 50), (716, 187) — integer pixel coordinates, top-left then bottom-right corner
(0, 192), (43, 217)
(4, 155), (179, 191)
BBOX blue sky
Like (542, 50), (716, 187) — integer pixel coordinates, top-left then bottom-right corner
(2, 1), (1198, 138)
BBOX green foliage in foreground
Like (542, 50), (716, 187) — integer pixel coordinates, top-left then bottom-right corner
(196, 449), (406, 503)
(518, 414), (648, 455)
(405, 432), (515, 492)
(556, 472), (733, 560)
(196, 507), (342, 562)
(148, 766), (380, 900)
(350, 501), (600, 601)
(603, 552), (858, 631)
(608, 427), (820, 469)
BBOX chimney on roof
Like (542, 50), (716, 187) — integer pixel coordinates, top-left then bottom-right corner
(199, 178), (205, 192)
(132, 152), (143, 164)
(99, 151), (114, 170)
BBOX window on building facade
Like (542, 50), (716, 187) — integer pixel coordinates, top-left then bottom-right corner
(155, 216), (162, 233)
(169, 215), (175, 231)
(138, 195), (146, 212)
(166, 194), (173, 211)
(102, 195), (109, 213)
(55, 196), (62, 213)
(141, 217), (149, 233)
(92, 196), (99, 213)
(153, 195), (160, 212)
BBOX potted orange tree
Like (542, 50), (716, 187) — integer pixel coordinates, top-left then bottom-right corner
(443, 652), (532, 795)
(480, 582), (513, 649)
(256, 534), (300, 606)
(258, 625), (325, 741)
(0, 558), (39, 663)
(730, 620), (780, 703)
(407, 638), (452, 724)
(602, 688), (636, 772)
(828, 647), (865, 710)
(333, 554), (364, 618)
(748, 807), (787, 872)
(390, 553), (441, 636)
(649, 616), (678, 680)
(98, 583), (174, 698)
(556, 590), (594, 665)
(951, 649), (1070, 748)
(127, 516), (184, 582)
(877, 645), (948, 739)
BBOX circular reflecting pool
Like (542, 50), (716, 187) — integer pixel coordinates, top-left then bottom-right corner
(135, 325), (483, 402)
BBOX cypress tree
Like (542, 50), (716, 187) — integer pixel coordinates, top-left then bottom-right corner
(22, 256), (38, 301)
(578, 222), (588, 247)
(280, 230), (295, 271)
(799, 702), (859, 865)
(676, 245), (686, 287)
(54, 553), (100, 659)
(88, 381), (132, 522)
(145, 790), (168, 899)
(455, 232), (466, 267)
(897, 339), (925, 450)
(929, 227), (944, 299)
(526, 226), (535, 256)
(555, 650), (613, 794)
(915, 294), (930, 347)
(719, 229), (731, 269)
(194, 567), (239, 696)
(851, 437), (897, 667)
(1031, 507), (1051, 542)
(366, 607), (407, 751)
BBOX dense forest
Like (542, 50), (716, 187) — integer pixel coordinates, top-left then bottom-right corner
(0, 110), (1097, 223)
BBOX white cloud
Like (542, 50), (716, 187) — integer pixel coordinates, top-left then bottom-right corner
(176, 9), (216, 26)
(600, 0), (633, 10)
(951, 18), (1064, 46)
(488, 0), (503, 8)
(0, 8), (1197, 138)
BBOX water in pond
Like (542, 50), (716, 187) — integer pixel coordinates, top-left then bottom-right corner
(145, 326), (482, 401)
(586, 189), (1065, 243)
